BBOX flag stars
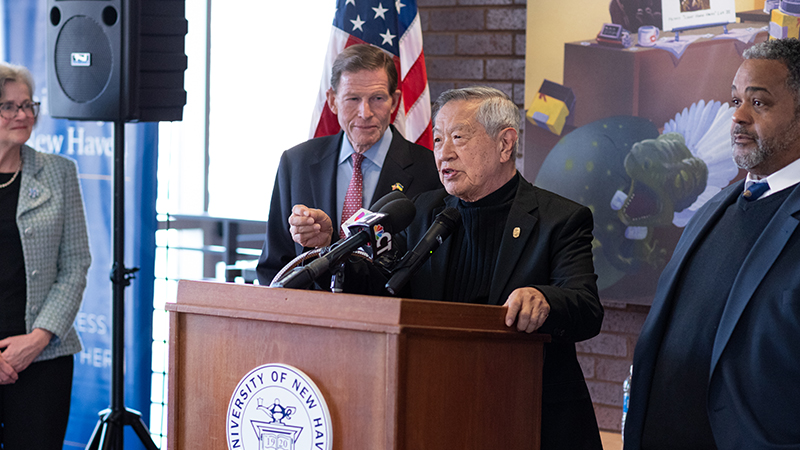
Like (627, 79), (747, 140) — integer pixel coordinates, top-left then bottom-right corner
(395, 0), (406, 13)
(350, 15), (365, 32)
(372, 3), (389, 20)
(379, 28), (396, 46)
(345, 0), (356, 5)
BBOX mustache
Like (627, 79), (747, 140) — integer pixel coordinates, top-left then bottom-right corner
(731, 125), (757, 140)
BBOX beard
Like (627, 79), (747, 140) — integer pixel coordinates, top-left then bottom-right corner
(730, 116), (800, 171)
(731, 125), (775, 170)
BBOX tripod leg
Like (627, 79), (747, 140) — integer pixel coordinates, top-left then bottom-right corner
(85, 420), (104, 450)
(99, 419), (123, 450)
(86, 409), (112, 450)
(84, 421), (116, 450)
(129, 415), (161, 450)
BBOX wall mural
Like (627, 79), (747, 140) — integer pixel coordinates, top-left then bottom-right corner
(527, 5), (765, 302)
(535, 102), (738, 296)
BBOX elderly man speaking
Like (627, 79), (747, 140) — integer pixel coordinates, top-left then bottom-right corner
(289, 86), (604, 449)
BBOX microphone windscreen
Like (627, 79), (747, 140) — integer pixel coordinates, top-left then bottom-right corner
(378, 198), (416, 232)
(369, 190), (407, 212)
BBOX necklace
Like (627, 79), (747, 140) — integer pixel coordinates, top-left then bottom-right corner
(0, 159), (22, 189)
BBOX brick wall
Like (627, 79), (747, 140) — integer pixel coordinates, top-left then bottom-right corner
(419, 0), (652, 434)
(579, 302), (650, 432)
(419, 0), (527, 107)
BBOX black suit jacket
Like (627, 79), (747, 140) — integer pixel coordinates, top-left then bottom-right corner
(625, 180), (800, 450)
(405, 177), (604, 450)
(256, 126), (441, 285)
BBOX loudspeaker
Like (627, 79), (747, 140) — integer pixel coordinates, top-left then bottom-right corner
(46, 0), (188, 122)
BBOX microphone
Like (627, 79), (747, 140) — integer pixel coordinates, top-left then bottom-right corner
(347, 197), (416, 259)
(272, 197), (416, 289)
(369, 190), (407, 211)
(385, 207), (461, 295)
(340, 190), (408, 238)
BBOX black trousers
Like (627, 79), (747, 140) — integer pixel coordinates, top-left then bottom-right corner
(0, 355), (74, 450)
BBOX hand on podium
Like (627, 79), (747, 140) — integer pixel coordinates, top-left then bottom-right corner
(504, 287), (551, 333)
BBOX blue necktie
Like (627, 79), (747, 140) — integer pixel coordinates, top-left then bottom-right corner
(743, 181), (770, 201)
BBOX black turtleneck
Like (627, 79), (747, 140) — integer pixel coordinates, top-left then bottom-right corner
(443, 173), (519, 303)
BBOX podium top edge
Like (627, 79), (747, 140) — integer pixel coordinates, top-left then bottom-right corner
(172, 280), (549, 340)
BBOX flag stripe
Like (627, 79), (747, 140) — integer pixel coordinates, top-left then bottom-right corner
(402, 52), (427, 114)
(398, 13), (424, 79)
(404, 84), (431, 143)
(415, 121), (433, 148)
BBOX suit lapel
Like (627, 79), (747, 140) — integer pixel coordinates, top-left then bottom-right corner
(488, 179), (538, 305)
(374, 126), (414, 201)
(309, 132), (342, 220)
(17, 146), (51, 218)
(629, 181), (749, 445)
(710, 182), (800, 377)
(648, 182), (743, 325)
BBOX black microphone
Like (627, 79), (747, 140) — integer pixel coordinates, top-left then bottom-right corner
(347, 197), (416, 259)
(333, 190), (409, 292)
(385, 207), (461, 295)
(339, 190), (408, 239)
(272, 197), (416, 289)
(369, 190), (407, 212)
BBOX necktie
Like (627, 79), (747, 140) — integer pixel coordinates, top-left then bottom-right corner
(341, 152), (365, 238)
(743, 181), (770, 201)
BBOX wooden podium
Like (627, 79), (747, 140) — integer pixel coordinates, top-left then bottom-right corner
(166, 280), (549, 449)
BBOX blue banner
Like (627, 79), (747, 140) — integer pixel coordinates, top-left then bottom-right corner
(3, 0), (156, 448)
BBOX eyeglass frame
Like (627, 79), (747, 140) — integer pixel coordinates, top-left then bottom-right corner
(0, 101), (41, 120)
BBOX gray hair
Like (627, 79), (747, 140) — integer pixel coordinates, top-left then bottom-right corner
(743, 38), (800, 108)
(330, 44), (398, 94)
(0, 62), (34, 100)
(432, 86), (520, 157)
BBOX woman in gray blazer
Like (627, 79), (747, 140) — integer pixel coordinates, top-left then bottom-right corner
(0, 63), (91, 449)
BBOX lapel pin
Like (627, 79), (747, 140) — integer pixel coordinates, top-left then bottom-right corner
(513, 227), (521, 238)
(391, 182), (404, 192)
(29, 188), (38, 198)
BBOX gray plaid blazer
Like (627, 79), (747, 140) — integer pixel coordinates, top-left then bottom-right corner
(17, 145), (91, 361)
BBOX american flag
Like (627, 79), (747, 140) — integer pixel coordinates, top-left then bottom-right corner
(310, 0), (432, 149)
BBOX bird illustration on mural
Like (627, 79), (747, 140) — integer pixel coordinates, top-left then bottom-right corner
(535, 100), (738, 292)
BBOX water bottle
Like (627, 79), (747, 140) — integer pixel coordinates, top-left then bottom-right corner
(621, 364), (632, 447)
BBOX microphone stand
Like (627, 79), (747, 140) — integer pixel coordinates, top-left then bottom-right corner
(330, 261), (346, 293)
(85, 121), (159, 450)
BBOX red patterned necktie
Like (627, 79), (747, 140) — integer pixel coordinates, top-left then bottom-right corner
(340, 152), (365, 238)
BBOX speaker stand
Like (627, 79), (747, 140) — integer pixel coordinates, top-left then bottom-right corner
(86, 121), (159, 450)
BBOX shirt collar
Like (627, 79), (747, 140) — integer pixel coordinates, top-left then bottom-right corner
(745, 157), (800, 194)
(338, 127), (393, 168)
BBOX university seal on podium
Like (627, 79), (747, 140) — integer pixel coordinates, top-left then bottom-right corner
(226, 363), (332, 450)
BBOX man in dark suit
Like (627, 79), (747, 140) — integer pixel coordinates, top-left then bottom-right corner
(256, 44), (441, 285)
(289, 86), (605, 449)
(624, 38), (800, 450)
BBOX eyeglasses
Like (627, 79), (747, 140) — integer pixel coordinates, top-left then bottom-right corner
(0, 101), (40, 120)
